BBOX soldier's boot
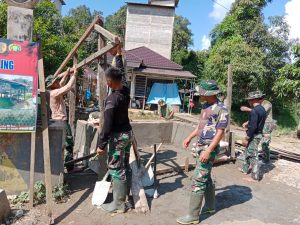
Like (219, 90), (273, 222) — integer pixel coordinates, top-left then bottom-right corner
(125, 169), (133, 210)
(101, 179), (127, 214)
(251, 161), (262, 181)
(202, 183), (215, 214)
(176, 192), (203, 225)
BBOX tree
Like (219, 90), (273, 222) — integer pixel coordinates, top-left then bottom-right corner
(105, 5), (127, 40)
(204, 0), (293, 104)
(172, 15), (193, 53)
(0, 1), (7, 37)
(273, 44), (300, 102)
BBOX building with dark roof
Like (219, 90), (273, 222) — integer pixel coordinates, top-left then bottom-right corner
(108, 46), (196, 109)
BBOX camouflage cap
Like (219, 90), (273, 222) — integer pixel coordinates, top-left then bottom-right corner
(158, 99), (166, 105)
(245, 90), (265, 100)
(199, 80), (221, 96)
(45, 75), (58, 88)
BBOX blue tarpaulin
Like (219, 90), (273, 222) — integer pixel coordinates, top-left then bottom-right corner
(147, 83), (181, 105)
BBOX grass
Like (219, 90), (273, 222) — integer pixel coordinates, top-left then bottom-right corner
(0, 98), (14, 108)
(129, 110), (160, 120)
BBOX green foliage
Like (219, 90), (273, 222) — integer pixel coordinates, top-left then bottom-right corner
(0, 1), (7, 37)
(273, 44), (300, 102)
(172, 15), (193, 52)
(34, 180), (46, 204)
(0, 98), (14, 108)
(11, 191), (29, 208)
(52, 183), (70, 202)
(205, 0), (293, 105)
(105, 5), (127, 39)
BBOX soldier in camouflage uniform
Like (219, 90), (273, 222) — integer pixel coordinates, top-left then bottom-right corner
(240, 91), (267, 181)
(176, 80), (229, 225)
(97, 43), (132, 214)
(241, 97), (275, 162)
(158, 99), (174, 120)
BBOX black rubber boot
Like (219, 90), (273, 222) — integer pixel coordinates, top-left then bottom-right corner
(202, 181), (215, 214)
(125, 168), (134, 210)
(176, 192), (204, 225)
(101, 179), (127, 214)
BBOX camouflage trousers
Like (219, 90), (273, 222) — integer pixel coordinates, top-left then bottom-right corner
(242, 134), (263, 180)
(108, 131), (132, 182)
(259, 134), (271, 162)
(191, 145), (220, 194)
(63, 121), (74, 171)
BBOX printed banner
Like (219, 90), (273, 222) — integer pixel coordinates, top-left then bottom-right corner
(0, 38), (38, 132)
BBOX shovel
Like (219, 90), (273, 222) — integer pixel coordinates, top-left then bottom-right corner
(92, 170), (111, 206)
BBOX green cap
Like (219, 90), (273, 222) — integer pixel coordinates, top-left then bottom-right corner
(199, 80), (221, 96)
(158, 99), (166, 105)
(45, 75), (58, 88)
(245, 90), (265, 100)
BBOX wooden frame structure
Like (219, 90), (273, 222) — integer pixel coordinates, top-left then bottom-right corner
(53, 15), (120, 135)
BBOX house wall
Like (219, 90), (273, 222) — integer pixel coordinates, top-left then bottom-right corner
(125, 4), (175, 59)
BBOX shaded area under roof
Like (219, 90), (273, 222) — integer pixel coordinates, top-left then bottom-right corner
(0, 78), (28, 89)
(136, 67), (196, 79)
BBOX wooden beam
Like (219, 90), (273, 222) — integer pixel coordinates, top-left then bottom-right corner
(145, 143), (163, 169)
(76, 43), (114, 70)
(29, 132), (36, 208)
(69, 54), (77, 135)
(225, 64), (233, 141)
(97, 34), (108, 181)
(54, 16), (102, 76)
(38, 43), (54, 224)
(94, 24), (119, 44)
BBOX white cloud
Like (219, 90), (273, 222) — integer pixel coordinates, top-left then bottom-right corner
(285, 0), (300, 40)
(209, 0), (235, 22)
(201, 35), (211, 50)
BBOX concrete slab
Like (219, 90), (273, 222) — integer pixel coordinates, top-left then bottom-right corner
(0, 189), (10, 222)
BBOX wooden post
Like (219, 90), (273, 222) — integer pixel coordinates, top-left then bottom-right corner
(29, 132), (36, 208)
(38, 42), (54, 223)
(225, 64), (233, 141)
(69, 53), (78, 135)
(229, 131), (235, 158)
(97, 31), (108, 180)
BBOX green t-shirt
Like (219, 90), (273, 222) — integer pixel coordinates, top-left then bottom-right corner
(160, 104), (173, 119)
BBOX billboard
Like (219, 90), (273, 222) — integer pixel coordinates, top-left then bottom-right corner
(0, 38), (38, 132)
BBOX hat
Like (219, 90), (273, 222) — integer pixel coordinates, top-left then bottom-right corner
(45, 75), (59, 88)
(245, 90), (265, 100)
(158, 99), (166, 105)
(199, 80), (221, 96)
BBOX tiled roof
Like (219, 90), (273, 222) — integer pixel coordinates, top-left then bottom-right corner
(127, 46), (183, 70)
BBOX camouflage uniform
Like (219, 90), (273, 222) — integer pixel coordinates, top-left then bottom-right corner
(242, 134), (263, 180)
(192, 101), (229, 194)
(108, 131), (132, 182)
(160, 104), (173, 119)
(260, 100), (273, 162)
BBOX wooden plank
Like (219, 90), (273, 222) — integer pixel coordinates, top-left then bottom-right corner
(29, 132), (36, 208)
(184, 157), (189, 172)
(129, 146), (150, 213)
(229, 131), (236, 158)
(54, 16), (102, 76)
(145, 143), (163, 169)
(69, 54), (77, 135)
(94, 24), (119, 43)
(38, 43), (54, 223)
(225, 64), (233, 141)
(76, 43), (114, 70)
(97, 35), (108, 180)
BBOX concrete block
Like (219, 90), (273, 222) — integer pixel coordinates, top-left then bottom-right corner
(7, 6), (33, 42)
(0, 189), (10, 221)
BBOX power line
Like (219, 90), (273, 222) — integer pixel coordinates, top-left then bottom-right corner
(211, 0), (230, 11)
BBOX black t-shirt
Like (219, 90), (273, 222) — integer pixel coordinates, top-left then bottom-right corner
(97, 55), (132, 149)
(247, 105), (267, 140)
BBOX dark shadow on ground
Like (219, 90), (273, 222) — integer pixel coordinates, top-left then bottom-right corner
(54, 173), (97, 224)
(200, 185), (252, 221)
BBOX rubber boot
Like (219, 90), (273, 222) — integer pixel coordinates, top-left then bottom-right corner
(202, 182), (215, 214)
(101, 179), (127, 213)
(251, 161), (262, 181)
(176, 192), (204, 225)
(125, 168), (133, 210)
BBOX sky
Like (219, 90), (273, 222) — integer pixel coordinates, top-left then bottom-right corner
(62, 0), (300, 51)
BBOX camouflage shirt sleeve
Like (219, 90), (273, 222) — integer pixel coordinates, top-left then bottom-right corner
(216, 107), (229, 129)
